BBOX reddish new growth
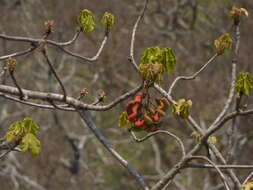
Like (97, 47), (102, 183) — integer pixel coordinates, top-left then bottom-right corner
(126, 92), (169, 132)
(126, 92), (146, 124)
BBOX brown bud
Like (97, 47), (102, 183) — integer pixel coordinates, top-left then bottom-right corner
(44, 20), (54, 35)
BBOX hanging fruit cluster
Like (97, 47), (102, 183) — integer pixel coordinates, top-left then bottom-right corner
(119, 92), (169, 132)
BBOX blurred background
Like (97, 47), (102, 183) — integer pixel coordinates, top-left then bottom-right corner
(0, 0), (253, 189)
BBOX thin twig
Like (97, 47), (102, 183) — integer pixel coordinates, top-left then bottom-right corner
(129, 0), (149, 71)
(8, 69), (24, 100)
(189, 156), (231, 190)
(0, 29), (80, 47)
(130, 130), (186, 158)
(0, 47), (37, 61)
(242, 171), (253, 186)
(77, 110), (149, 190)
(168, 53), (218, 95)
(226, 23), (241, 163)
(42, 49), (67, 101)
(209, 63), (236, 127)
(185, 163), (253, 170)
(58, 33), (108, 62)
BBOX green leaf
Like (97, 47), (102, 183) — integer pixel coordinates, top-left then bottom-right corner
(214, 33), (233, 55)
(4, 117), (39, 142)
(21, 133), (41, 156)
(101, 12), (115, 30)
(139, 47), (176, 83)
(235, 72), (253, 96)
(242, 181), (253, 190)
(191, 131), (202, 143)
(141, 47), (162, 65)
(4, 121), (24, 142)
(118, 112), (132, 129)
(78, 9), (95, 33)
(161, 48), (176, 73)
(22, 117), (39, 136)
(208, 136), (217, 144)
(139, 63), (164, 83)
(172, 99), (192, 119)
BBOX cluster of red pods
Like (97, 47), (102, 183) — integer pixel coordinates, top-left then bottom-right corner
(126, 92), (169, 132)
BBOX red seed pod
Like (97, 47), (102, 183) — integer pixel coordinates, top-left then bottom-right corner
(134, 92), (147, 103)
(134, 120), (145, 128)
(126, 100), (136, 115)
(128, 104), (141, 122)
(156, 108), (166, 117)
(153, 112), (160, 122)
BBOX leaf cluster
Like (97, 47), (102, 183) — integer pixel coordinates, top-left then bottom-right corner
(4, 118), (41, 156)
(139, 47), (176, 83)
(78, 9), (115, 34)
(235, 72), (253, 96)
(172, 99), (192, 119)
(78, 9), (95, 33)
(214, 33), (232, 55)
(230, 7), (249, 24)
(191, 131), (217, 144)
(101, 12), (115, 30)
(242, 181), (253, 190)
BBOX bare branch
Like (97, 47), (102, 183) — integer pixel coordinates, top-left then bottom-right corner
(0, 83), (143, 111)
(130, 130), (186, 158)
(129, 0), (149, 71)
(77, 110), (149, 190)
(168, 53), (218, 95)
(0, 47), (37, 61)
(41, 48), (67, 101)
(189, 156), (231, 190)
(185, 163), (253, 170)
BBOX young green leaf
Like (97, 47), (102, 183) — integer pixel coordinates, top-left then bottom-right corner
(191, 131), (202, 143)
(4, 121), (24, 142)
(21, 133), (41, 156)
(208, 136), (217, 144)
(172, 99), (192, 119)
(139, 47), (176, 83)
(101, 12), (115, 30)
(139, 63), (164, 83)
(242, 181), (253, 190)
(22, 117), (39, 136)
(235, 72), (253, 96)
(214, 33), (232, 55)
(161, 48), (176, 73)
(4, 118), (41, 156)
(118, 111), (132, 129)
(78, 9), (95, 33)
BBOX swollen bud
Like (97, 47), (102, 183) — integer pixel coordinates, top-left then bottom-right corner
(101, 12), (115, 31)
(7, 58), (17, 72)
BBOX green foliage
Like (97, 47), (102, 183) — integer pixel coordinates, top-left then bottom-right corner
(4, 118), (41, 156)
(78, 9), (95, 33)
(118, 112), (132, 129)
(214, 33), (232, 55)
(242, 181), (253, 190)
(21, 133), (41, 156)
(235, 72), (253, 96)
(101, 12), (115, 30)
(172, 99), (192, 119)
(209, 136), (217, 144)
(139, 47), (176, 83)
(191, 131), (217, 144)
